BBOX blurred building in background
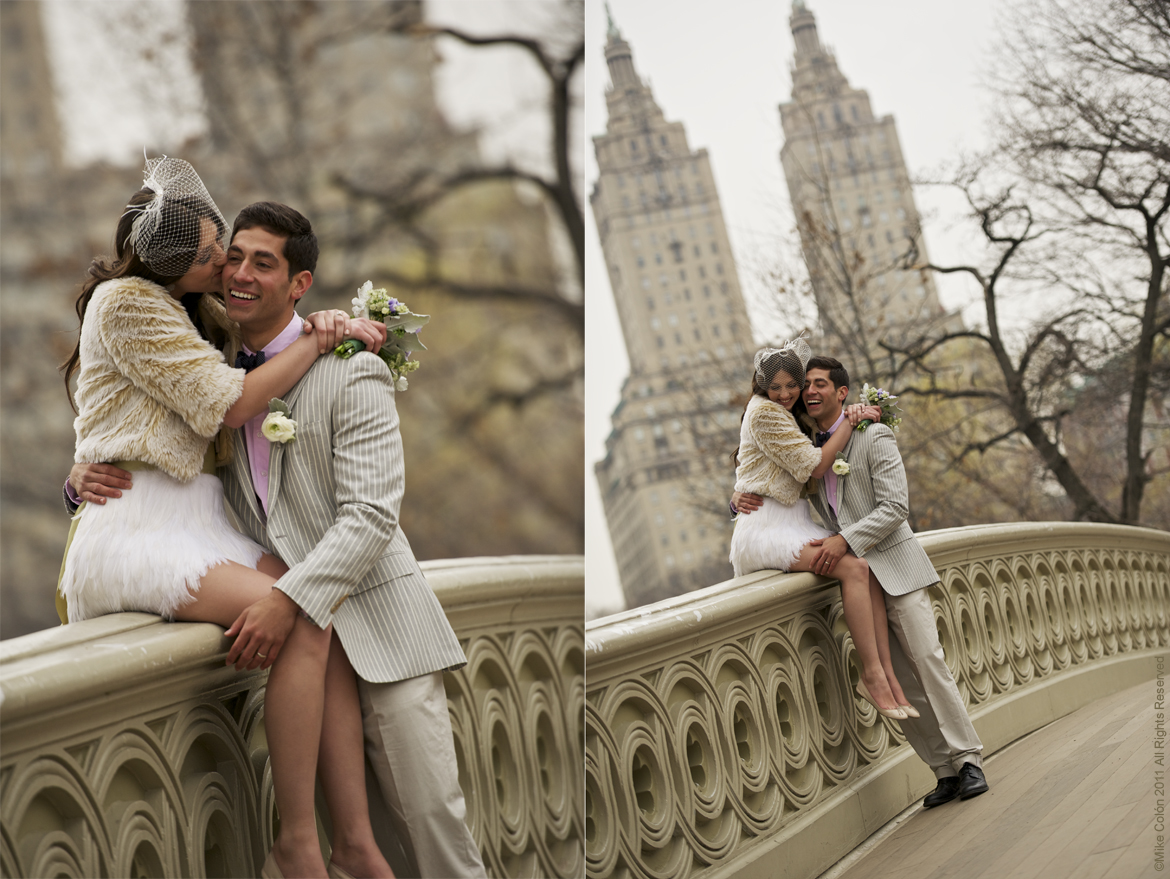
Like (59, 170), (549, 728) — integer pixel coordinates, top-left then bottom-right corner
(779, 0), (961, 358)
(591, 13), (753, 608)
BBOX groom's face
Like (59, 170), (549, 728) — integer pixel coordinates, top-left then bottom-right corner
(803, 367), (848, 424)
(223, 226), (311, 341)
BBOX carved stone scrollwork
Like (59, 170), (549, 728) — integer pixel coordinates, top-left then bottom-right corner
(1, 556), (583, 879)
(585, 524), (1170, 879)
(432, 558), (585, 879)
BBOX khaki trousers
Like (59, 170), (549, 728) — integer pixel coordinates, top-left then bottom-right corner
(884, 588), (984, 778)
(357, 672), (487, 879)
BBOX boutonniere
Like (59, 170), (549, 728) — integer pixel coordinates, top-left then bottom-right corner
(832, 452), (850, 476)
(261, 398), (297, 444)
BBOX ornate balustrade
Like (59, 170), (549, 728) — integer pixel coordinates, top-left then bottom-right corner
(0, 554), (583, 879)
(585, 523), (1170, 879)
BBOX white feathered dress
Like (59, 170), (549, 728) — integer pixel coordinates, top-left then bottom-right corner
(60, 277), (264, 622)
(729, 395), (833, 577)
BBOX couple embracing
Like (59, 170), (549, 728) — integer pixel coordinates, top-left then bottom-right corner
(729, 337), (989, 809)
(60, 158), (487, 878)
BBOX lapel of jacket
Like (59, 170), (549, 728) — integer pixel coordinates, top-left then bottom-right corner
(836, 430), (864, 519)
(828, 430), (856, 522)
(265, 372), (312, 515)
(227, 427), (263, 524)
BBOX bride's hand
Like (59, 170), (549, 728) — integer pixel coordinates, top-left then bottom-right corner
(845, 404), (883, 426)
(303, 311), (387, 353)
(350, 317), (388, 351)
(304, 310), (353, 352)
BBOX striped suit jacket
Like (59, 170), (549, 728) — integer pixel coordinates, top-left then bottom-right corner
(807, 422), (940, 595)
(219, 352), (466, 683)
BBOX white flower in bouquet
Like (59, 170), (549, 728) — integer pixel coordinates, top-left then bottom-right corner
(856, 382), (904, 432)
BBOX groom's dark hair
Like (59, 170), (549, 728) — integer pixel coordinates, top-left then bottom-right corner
(231, 201), (318, 277)
(807, 355), (850, 391)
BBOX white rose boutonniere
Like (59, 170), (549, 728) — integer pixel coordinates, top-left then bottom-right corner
(261, 398), (297, 444)
(832, 452), (850, 476)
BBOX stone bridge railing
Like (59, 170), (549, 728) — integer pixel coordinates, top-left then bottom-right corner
(584, 523), (1170, 879)
(0, 555), (583, 879)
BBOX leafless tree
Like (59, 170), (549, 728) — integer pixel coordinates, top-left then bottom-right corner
(987, 0), (1170, 523)
(882, 0), (1170, 526)
(891, 153), (1167, 524)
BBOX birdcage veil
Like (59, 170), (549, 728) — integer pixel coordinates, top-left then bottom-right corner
(125, 157), (227, 277)
(754, 335), (813, 387)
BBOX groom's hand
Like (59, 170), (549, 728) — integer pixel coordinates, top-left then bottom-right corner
(224, 589), (301, 671)
(732, 491), (764, 514)
(806, 534), (849, 575)
(69, 462), (133, 505)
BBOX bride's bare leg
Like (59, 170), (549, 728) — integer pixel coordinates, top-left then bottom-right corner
(791, 547), (900, 711)
(174, 558), (331, 878)
(317, 633), (395, 879)
(265, 615), (331, 878)
(869, 571), (910, 706)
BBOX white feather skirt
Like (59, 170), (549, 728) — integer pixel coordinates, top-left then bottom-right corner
(60, 470), (265, 623)
(729, 497), (834, 577)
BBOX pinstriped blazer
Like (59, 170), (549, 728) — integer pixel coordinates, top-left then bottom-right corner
(219, 352), (466, 683)
(807, 422), (940, 595)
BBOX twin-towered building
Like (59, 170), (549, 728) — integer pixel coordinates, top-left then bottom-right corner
(591, 12), (756, 607)
(593, 2), (954, 609)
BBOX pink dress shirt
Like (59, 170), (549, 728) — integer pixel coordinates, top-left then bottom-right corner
(821, 411), (846, 515)
(241, 313), (304, 516)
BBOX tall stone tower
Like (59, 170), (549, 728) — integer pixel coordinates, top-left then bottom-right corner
(0, 1), (63, 206)
(591, 11), (755, 608)
(778, 1), (957, 359)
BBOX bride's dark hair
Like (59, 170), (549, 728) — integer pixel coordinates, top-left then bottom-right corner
(60, 188), (226, 409)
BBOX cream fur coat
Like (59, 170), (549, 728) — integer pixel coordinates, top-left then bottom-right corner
(734, 394), (822, 505)
(72, 277), (244, 482)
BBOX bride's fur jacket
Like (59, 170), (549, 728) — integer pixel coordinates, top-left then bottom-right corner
(733, 394), (823, 506)
(72, 276), (244, 482)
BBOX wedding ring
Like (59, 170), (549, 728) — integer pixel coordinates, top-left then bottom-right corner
(256, 651), (267, 658)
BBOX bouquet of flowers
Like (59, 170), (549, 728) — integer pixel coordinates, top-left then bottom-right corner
(334, 281), (429, 391)
(856, 382), (903, 431)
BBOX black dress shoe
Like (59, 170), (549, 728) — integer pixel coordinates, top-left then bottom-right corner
(959, 763), (989, 799)
(922, 775), (960, 808)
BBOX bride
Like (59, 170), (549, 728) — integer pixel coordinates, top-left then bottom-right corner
(729, 338), (914, 720)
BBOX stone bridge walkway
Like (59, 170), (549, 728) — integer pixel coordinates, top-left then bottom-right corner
(826, 679), (1158, 879)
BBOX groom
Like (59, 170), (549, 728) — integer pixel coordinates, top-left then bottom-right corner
(733, 355), (988, 808)
(68, 202), (487, 876)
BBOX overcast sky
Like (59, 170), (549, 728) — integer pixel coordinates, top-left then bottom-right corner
(583, 0), (1008, 617)
(41, 0), (575, 176)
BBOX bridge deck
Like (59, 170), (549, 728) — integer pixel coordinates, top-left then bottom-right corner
(831, 679), (1159, 879)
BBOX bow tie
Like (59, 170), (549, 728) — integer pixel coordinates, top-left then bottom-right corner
(235, 350), (266, 372)
(815, 431), (831, 447)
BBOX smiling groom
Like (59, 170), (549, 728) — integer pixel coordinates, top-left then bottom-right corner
(734, 354), (989, 808)
(221, 202), (487, 876)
